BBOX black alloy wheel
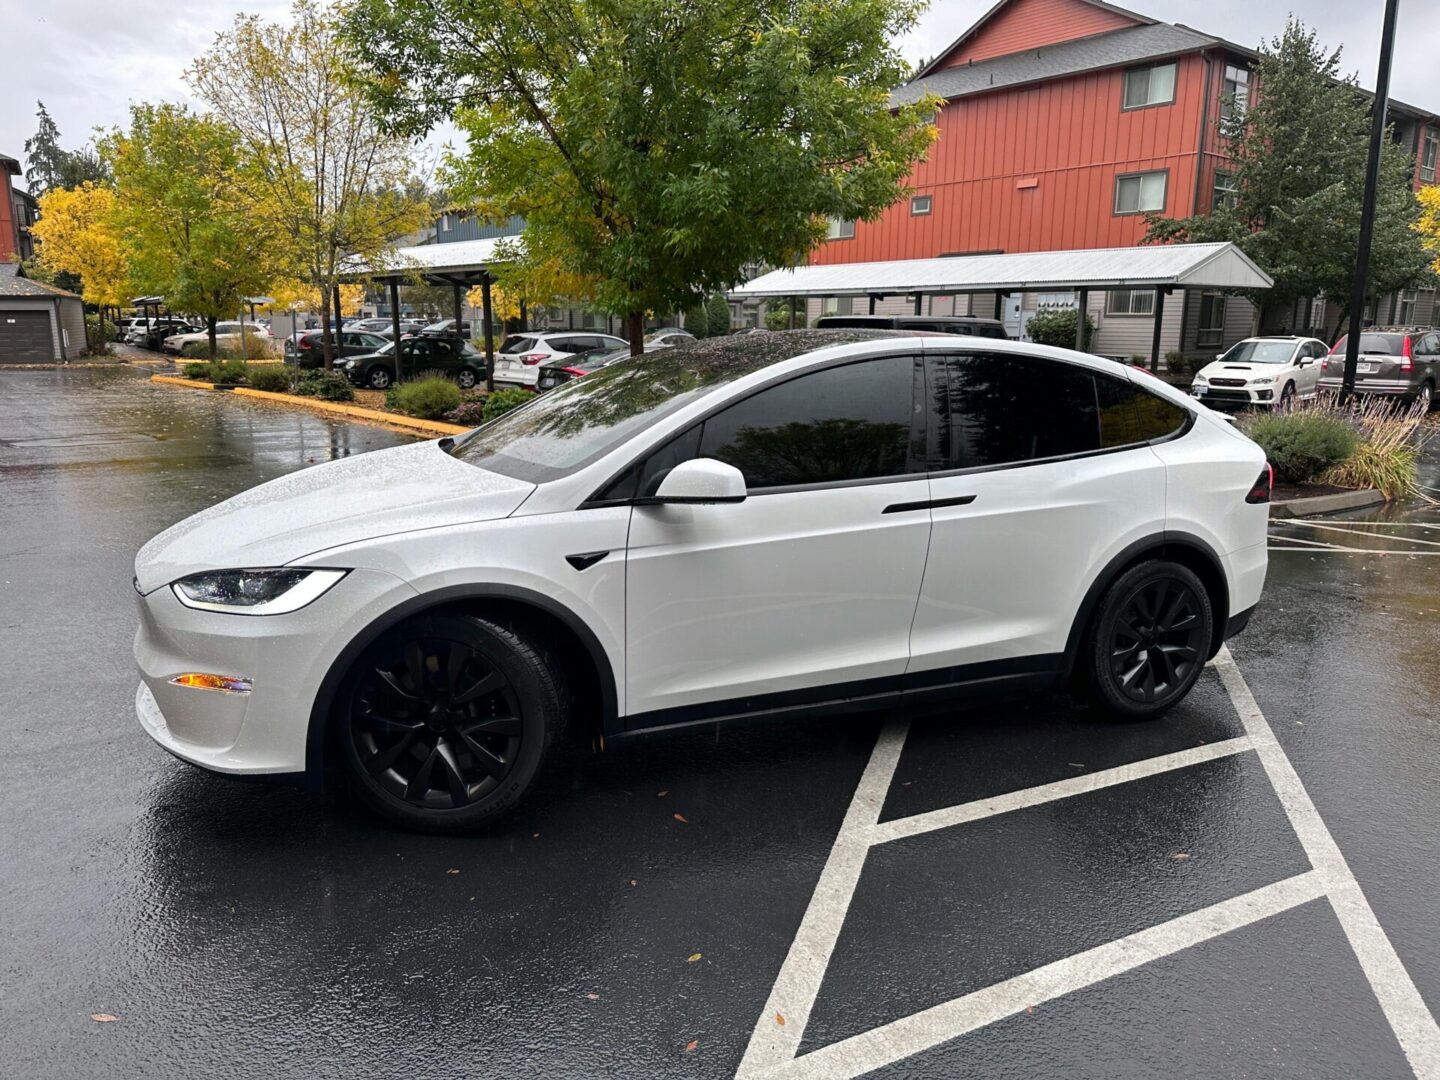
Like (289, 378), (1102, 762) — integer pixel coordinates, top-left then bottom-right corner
(1085, 560), (1213, 721)
(367, 366), (393, 390)
(340, 614), (567, 832)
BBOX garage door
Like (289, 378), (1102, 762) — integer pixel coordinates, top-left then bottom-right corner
(0, 310), (54, 363)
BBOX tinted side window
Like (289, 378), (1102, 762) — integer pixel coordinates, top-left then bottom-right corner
(1130, 385), (1189, 441)
(697, 355), (920, 489)
(938, 354), (1106, 468)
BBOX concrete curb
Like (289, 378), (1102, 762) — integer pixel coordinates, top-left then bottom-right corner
(1269, 489), (1385, 519)
(151, 374), (215, 390)
(230, 387), (470, 437)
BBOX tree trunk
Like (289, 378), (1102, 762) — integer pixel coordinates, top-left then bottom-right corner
(320, 288), (334, 370)
(627, 310), (644, 357)
(207, 315), (218, 361)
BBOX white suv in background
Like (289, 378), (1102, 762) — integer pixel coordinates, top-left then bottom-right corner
(1191, 336), (1327, 408)
(133, 330), (1269, 833)
(492, 331), (629, 387)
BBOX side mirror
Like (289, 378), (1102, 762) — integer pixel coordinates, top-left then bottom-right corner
(1297, 357), (1313, 367)
(1214, 353), (1225, 361)
(648, 458), (747, 505)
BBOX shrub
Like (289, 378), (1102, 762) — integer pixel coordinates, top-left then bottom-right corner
(386, 374), (462, 419)
(683, 300), (709, 339)
(207, 358), (248, 384)
(764, 307), (792, 331)
(1240, 410), (1357, 484)
(182, 361), (212, 380)
(706, 292), (732, 337)
(1025, 308), (1095, 350)
(444, 400), (489, 426)
(1319, 398), (1433, 500)
(291, 369), (355, 401)
(482, 387), (534, 422)
(217, 333), (274, 361)
(245, 365), (294, 393)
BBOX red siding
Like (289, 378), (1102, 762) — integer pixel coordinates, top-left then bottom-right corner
(938, 0), (1140, 68)
(0, 170), (18, 263)
(816, 55), (1210, 263)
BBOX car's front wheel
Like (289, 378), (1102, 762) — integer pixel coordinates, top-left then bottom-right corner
(367, 366), (393, 390)
(1082, 560), (1213, 722)
(456, 366), (479, 389)
(339, 613), (568, 832)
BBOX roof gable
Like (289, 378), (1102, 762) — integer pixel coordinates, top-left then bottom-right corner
(920, 0), (1149, 76)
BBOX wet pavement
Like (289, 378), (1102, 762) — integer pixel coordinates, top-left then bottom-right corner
(2, 366), (1439, 1079)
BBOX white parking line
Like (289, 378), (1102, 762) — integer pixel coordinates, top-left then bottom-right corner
(1213, 647), (1440, 1078)
(1277, 522), (1440, 548)
(1269, 546), (1440, 555)
(871, 737), (1252, 845)
(738, 656), (1440, 1080)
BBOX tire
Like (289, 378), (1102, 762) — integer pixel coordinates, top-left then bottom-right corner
(339, 613), (568, 833)
(367, 366), (393, 390)
(1278, 381), (1296, 408)
(1415, 381), (1434, 412)
(456, 366), (479, 389)
(1081, 560), (1213, 722)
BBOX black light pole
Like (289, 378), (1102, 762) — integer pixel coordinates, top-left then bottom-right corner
(1341, 0), (1401, 403)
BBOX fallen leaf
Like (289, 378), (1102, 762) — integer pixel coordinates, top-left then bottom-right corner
(684, 1040), (699, 1053)
(673, 813), (689, 824)
(1172, 853), (1191, 861)
(586, 993), (600, 1001)
(532, 833), (540, 839)
(90, 1013), (118, 1023)
(630, 879), (638, 886)
(658, 790), (668, 797)
(776, 1012), (786, 1026)
(447, 868), (460, 875)
(687, 952), (702, 963)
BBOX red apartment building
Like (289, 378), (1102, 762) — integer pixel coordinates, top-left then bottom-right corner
(1, 153), (37, 264)
(805, 0), (1440, 359)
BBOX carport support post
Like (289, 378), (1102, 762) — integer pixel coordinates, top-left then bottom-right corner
(451, 281), (463, 339)
(788, 296), (797, 329)
(869, 295), (878, 315)
(388, 278), (402, 383)
(481, 273), (495, 392)
(914, 293), (923, 316)
(1150, 288), (1166, 373)
(1075, 288), (1089, 350)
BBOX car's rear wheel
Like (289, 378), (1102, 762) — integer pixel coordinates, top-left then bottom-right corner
(1082, 560), (1213, 722)
(367, 366), (393, 390)
(456, 366), (479, 389)
(1415, 381), (1434, 412)
(339, 613), (567, 832)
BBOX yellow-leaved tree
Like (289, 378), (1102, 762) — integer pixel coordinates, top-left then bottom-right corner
(1415, 186), (1440, 273)
(29, 182), (128, 345)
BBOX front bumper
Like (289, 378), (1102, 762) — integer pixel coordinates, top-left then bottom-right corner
(1191, 385), (1276, 407)
(133, 567), (417, 776)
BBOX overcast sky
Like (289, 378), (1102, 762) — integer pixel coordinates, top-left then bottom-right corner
(5, 0), (1440, 192)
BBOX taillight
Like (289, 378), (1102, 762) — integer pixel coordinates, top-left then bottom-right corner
(563, 366), (587, 376)
(1245, 464), (1273, 504)
(299, 339), (313, 350)
(1400, 336), (1414, 372)
(521, 353), (547, 365)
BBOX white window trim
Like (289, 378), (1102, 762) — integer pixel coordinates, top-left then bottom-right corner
(1197, 291), (1227, 346)
(1105, 289), (1156, 316)
(911, 195), (932, 216)
(826, 218), (856, 241)
(1421, 134), (1438, 183)
(1122, 62), (1177, 110)
(1114, 171), (1167, 215)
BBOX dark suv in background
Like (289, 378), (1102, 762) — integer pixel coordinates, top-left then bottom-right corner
(339, 337), (487, 389)
(1318, 327), (1440, 410)
(283, 329), (390, 368)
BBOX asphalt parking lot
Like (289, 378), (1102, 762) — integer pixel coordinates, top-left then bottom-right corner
(3, 365), (1439, 1079)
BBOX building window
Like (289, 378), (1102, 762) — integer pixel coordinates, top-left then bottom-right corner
(1114, 171), (1167, 215)
(1106, 289), (1156, 316)
(1122, 63), (1177, 110)
(1398, 289), (1420, 324)
(826, 218), (855, 240)
(440, 213), (452, 232)
(1198, 292), (1227, 346)
(821, 296), (853, 316)
(1212, 170), (1238, 211)
(911, 195), (932, 216)
(1221, 65), (1250, 120)
(1422, 132), (1438, 183)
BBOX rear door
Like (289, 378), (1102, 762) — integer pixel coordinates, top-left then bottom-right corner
(623, 353), (932, 722)
(909, 349), (1167, 682)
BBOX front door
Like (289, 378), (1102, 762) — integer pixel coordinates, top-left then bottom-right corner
(624, 353), (932, 724)
(909, 350), (1169, 682)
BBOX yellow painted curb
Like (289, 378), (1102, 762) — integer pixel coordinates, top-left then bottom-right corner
(151, 374), (215, 390)
(232, 387), (471, 437)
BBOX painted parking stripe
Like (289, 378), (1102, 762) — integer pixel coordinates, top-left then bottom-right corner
(1277, 522), (1440, 548)
(758, 873), (1326, 1080)
(870, 736), (1252, 845)
(1213, 647), (1440, 1078)
(1269, 547), (1440, 555)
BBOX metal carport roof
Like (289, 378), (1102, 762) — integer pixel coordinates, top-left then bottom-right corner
(341, 236), (513, 283)
(730, 242), (1272, 298)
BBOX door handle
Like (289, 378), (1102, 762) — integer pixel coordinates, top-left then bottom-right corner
(882, 494), (976, 514)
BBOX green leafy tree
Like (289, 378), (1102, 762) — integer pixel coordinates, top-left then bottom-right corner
(341, 0), (939, 354)
(24, 102), (110, 195)
(105, 105), (284, 359)
(1145, 19), (1433, 333)
(706, 292), (732, 337)
(684, 299), (710, 339)
(187, 0), (428, 367)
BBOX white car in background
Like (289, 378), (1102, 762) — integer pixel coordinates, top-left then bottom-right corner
(133, 330), (1269, 833)
(1190, 336), (1328, 409)
(162, 321), (262, 356)
(491, 331), (629, 387)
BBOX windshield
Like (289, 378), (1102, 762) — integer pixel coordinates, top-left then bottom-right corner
(450, 329), (902, 483)
(1330, 333), (1406, 356)
(1218, 341), (1297, 365)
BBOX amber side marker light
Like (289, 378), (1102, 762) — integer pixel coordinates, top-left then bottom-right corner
(170, 673), (253, 694)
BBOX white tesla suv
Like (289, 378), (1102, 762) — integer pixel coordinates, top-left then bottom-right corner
(134, 331), (1270, 832)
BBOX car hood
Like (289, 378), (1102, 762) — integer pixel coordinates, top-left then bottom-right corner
(1197, 361), (1294, 380)
(134, 440), (533, 593)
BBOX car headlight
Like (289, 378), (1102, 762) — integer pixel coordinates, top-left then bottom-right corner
(1193, 375), (1208, 386)
(171, 568), (347, 615)
(1249, 377), (1275, 385)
